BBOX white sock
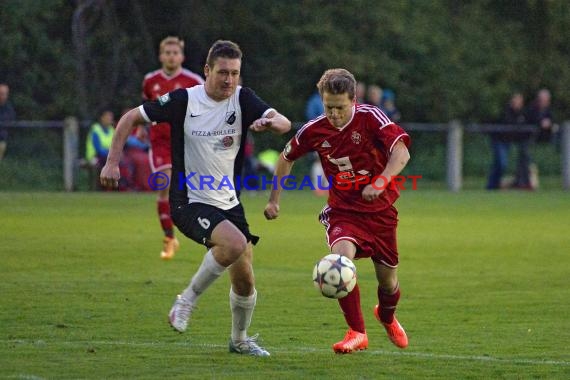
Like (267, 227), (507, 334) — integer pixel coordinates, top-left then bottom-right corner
(181, 249), (226, 304)
(230, 287), (257, 343)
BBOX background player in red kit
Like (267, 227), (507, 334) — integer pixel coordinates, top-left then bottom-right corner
(143, 36), (204, 260)
(264, 68), (411, 353)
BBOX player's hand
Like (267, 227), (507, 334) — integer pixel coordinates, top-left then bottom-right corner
(100, 164), (121, 189)
(249, 118), (272, 132)
(264, 202), (280, 220)
(361, 184), (383, 202)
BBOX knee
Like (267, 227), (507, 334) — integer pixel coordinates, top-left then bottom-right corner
(227, 235), (247, 257)
(219, 234), (248, 264)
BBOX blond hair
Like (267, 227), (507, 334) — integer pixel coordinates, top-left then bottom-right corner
(159, 36), (184, 54)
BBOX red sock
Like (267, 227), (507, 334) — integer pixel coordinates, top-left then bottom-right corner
(157, 199), (174, 238)
(337, 283), (365, 333)
(377, 285), (400, 324)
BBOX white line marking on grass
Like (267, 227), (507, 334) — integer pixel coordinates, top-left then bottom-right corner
(4, 339), (569, 367)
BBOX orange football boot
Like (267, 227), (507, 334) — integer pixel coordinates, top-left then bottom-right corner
(160, 236), (179, 260)
(374, 305), (408, 348)
(332, 329), (369, 353)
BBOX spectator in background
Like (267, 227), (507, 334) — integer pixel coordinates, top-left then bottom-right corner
(512, 88), (556, 190)
(123, 119), (152, 191)
(85, 109), (116, 190)
(257, 149), (280, 175)
(86, 109), (115, 165)
(365, 84), (383, 107)
(527, 88), (556, 144)
(305, 86), (328, 196)
(0, 83), (16, 161)
(242, 133), (259, 191)
(305, 90), (324, 120)
(356, 82), (367, 104)
(486, 92), (526, 190)
(380, 89), (401, 123)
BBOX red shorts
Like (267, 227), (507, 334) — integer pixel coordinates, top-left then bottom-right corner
(319, 205), (399, 267)
(149, 123), (171, 172)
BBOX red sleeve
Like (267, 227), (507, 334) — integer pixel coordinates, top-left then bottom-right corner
(376, 123), (410, 153)
(282, 125), (313, 161)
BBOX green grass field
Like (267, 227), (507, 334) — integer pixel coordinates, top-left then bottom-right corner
(1, 190), (569, 379)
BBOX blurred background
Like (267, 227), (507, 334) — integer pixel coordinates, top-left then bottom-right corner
(0, 0), (568, 191)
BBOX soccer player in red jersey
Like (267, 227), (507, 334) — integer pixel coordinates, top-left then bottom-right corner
(142, 36), (204, 260)
(265, 68), (411, 353)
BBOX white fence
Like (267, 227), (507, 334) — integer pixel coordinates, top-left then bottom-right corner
(1, 119), (569, 191)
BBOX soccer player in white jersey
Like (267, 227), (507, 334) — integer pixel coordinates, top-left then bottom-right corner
(265, 69), (410, 353)
(101, 40), (291, 356)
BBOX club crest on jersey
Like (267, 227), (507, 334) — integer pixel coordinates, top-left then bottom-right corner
(226, 111), (236, 125)
(284, 142), (292, 156)
(351, 131), (362, 144)
(158, 93), (171, 105)
(221, 135), (234, 149)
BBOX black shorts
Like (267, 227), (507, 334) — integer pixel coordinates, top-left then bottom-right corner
(171, 202), (259, 247)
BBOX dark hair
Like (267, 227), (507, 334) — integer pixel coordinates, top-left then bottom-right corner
(317, 68), (356, 100)
(206, 40), (243, 68)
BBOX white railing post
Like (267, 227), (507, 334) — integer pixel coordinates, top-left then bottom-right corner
(63, 117), (79, 191)
(446, 120), (463, 192)
(562, 121), (570, 190)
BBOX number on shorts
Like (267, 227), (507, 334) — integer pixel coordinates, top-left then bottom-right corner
(197, 217), (211, 230)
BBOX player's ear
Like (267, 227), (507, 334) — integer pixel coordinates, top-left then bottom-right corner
(204, 64), (210, 78)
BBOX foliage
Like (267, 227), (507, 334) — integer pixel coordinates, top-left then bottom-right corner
(0, 0), (569, 122)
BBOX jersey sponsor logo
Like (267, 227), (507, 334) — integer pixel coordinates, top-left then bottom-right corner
(321, 140), (331, 148)
(190, 128), (236, 137)
(158, 93), (171, 105)
(221, 135), (234, 149)
(351, 131), (361, 144)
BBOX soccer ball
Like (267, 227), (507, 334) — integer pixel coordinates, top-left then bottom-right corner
(313, 254), (357, 299)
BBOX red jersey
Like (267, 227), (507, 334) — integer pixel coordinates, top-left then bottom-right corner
(142, 68), (204, 101)
(284, 104), (410, 213)
(143, 68), (204, 147)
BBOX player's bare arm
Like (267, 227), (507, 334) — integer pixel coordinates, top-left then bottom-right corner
(249, 110), (291, 134)
(264, 153), (294, 220)
(100, 108), (146, 188)
(362, 140), (410, 201)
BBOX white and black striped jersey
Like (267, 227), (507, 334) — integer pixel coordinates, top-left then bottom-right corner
(140, 85), (274, 210)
